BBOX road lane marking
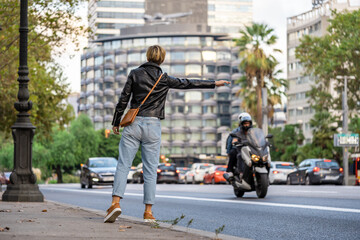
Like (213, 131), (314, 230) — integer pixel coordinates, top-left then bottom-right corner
(288, 190), (338, 194)
(42, 187), (360, 214)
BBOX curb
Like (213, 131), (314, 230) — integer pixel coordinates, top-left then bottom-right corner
(46, 200), (250, 240)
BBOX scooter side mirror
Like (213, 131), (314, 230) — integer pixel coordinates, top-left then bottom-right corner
(266, 134), (273, 139)
(230, 133), (238, 138)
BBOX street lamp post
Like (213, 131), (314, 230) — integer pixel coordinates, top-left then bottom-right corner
(2, 0), (44, 202)
(336, 75), (355, 186)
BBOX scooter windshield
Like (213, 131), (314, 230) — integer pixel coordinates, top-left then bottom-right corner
(246, 128), (267, 149)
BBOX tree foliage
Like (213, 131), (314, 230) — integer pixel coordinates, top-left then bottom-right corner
(234, 23), (287, 127)
(0, 114), (143, 182)
(294, 10), (360, 164)
(0, 0), (89, 139)
(269, 125), (304, 163)
(296, 9), (360, 114)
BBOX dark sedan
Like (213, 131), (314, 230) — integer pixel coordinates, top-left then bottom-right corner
(287, 159), (343, 185)
(157, 163), (179, 184)
(80, 157), (117, 188)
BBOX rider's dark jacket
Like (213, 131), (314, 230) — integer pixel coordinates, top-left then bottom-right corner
(112, 62), (215, 126)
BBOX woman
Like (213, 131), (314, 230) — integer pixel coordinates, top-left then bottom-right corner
(104, 45), (229, 223)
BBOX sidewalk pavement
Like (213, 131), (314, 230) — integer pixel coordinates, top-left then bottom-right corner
(0, 194), (248, 240)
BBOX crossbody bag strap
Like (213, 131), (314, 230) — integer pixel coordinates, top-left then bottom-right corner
(139, 72), (163, 107)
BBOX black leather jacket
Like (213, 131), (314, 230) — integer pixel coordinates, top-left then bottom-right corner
(112, 62), (215, 126)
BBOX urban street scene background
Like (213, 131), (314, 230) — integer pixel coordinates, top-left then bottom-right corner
(0, 0), (360, 239)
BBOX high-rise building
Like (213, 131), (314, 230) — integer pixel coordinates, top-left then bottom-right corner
(88, 0), (145, 41)
(81, 0), (253, 164)
(80, 24), (243, 165)
(286, 0), (359, 143)
(208, 0), (252, 37)
(145, 0), (208, 25)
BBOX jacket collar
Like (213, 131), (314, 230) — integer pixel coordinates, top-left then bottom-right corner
(140, 62), (162, 71)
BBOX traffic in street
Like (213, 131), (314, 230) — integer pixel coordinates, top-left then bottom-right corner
(38, 183), (360, 240)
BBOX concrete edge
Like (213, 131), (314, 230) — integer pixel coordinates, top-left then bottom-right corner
(46, 200), (250, 240)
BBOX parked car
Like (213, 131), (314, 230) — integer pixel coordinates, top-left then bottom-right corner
(287, 159), (344, 185)
(269, 162), (296, 184)
(0, 172), (7, 190)
(157, 163), (179, 184)
(177, 167), (189, 184)
(185, 163), (214, 184)
(127, 166), (137, 183)
(80, 157), (117, 188)
(203, 165), (227, 184)
(132, 163), (144, 183)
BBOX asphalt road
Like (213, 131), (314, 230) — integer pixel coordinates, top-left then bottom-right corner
(37, 183), (360, 240)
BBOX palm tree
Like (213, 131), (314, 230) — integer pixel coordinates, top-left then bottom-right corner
(234, 23), (287, 128)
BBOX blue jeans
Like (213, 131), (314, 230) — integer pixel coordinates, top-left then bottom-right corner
(112, 116), (161, 205)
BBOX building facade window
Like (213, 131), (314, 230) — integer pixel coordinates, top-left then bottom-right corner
(185, 51), (201, 61)
(104, 55), (114, 64)
(87, 58), (94, 66)
(95, 56), (103, 65)
(185, 64), (202, 75)
(202, 51), (216, 61)
(115, 54), (127, 63)
(171, 65), (185, 74)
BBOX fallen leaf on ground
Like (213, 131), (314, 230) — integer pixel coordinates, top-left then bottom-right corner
(17, 219), (36, 223)
(0, 209), (11, 212)
(42, 209), (47, 212)
(18, 210), (23, 212)
(119, 225), (132, 229)
(0, 227), (10, 232)
(118, 229), (126, 232)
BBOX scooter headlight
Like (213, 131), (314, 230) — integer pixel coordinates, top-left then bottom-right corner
(251, 154), (260, 162)
(90, 172), (98, 178)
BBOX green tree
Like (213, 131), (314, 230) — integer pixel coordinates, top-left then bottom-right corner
(47, 129), (76, 183)
(296, 9), (360, 116)
(0, 0), (89, 139)
(96, 129), (122, 158)
(296, 111), (342, 164)
(349, 117), (360, 136)
(69, 114), (100, 167)
(234, 23), (287, 127)
(0, 143), (14, 171)
(294, 10), (360, 164)
(96, 128), (142, 166)
(269, 124), (304, 163)
(32, 142), (52, 181)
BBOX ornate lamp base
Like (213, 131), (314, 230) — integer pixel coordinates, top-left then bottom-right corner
(2, 184), (44, 202)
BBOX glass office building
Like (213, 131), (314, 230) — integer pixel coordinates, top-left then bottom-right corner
(80, 24), (243, 156)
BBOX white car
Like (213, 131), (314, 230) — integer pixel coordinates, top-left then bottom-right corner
(184, 163), (214, 184)
(127, 166), (137, 183)
(269, 161), (296, 184)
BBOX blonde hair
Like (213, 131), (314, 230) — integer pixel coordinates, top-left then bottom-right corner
(146, 45), (166, 65)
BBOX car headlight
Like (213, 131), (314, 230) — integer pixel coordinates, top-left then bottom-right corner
(90, 172), (98, 178)
(251, 154), (260, 162)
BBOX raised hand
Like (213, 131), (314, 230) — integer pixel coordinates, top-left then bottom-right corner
(215, 80), (231, 87)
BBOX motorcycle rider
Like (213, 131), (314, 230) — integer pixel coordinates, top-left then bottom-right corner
(225, 113), (248, 174)
(224, 113), (253, 183)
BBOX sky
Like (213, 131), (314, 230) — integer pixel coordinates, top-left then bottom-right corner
(56, 0), (313, 93)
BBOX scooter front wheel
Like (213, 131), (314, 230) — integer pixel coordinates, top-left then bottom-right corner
(255, 173), (268, 198)
(234, 188), (245, 198)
